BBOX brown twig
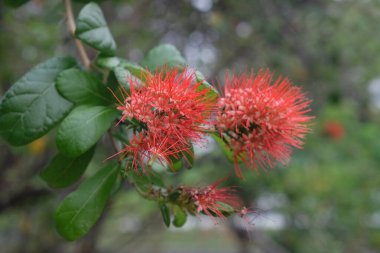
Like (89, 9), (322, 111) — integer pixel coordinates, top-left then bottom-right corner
(64, 0), (91, 69)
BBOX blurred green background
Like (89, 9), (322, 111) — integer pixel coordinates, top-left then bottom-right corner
(1, 0), (380, 252)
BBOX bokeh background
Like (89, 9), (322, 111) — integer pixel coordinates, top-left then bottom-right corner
(1, 0), (380, 252)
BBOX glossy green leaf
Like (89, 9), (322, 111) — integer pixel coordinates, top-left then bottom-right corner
(75, 2), (116, 55)
(56, 68), (113, 105)
(57, 105), (119, 157)
(4, 0), (30, 8)
(40, 146), (95, 188)
(159, 202), (171, 227)
(55, 163), (119, 241)
(0, 57), (76, 146)
(142, 44), (186, 71)
(173, 206), (187, 227)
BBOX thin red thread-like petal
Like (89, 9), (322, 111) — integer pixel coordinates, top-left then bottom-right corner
(216, 69), (313, 175)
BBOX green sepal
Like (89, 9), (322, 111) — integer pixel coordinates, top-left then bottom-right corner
(159, 202), (171, 227)
(173, 206), (187, 227)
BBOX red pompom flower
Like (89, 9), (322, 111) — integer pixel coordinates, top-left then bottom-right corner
(216, 69), (313, 176)
(113, 68), (215, 171)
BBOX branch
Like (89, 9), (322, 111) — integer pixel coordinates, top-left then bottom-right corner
(64, 0), (91, 69)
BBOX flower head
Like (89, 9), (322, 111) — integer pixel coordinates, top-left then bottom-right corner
(114, 68), (215, 171)
(323, 120), (345, 140)
(216, 69), (313, 176)
(182, 178), (245, 220)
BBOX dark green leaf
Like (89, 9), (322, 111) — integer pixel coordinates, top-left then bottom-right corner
(40, 146), (96, 188)
(0, 57), (76, 146)
(57, 105), (119, 157)
(173, 206), (187, 227)
(142, 44), (186, 71)
(75, 2), (116, 55)
(55, 163), (119, 241)
(56, 68), (113, 105)
(4, 0), (30, 8)
(159, 202), (171, 227)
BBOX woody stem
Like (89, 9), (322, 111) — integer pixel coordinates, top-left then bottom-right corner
(64, 0), (91, 69)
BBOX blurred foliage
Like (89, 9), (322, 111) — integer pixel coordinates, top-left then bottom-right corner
(1, 0), (380, 252)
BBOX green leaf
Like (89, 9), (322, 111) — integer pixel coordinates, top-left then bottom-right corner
(75, 2), (116, 55)
(142, 44), (186, 71)
(212, 133), (237, 163)
(4, 0), (30, 8)
(96, 56), (120, 69)
(173, 206), (187, 227)
(114, 66), (134, 89)
(0, 57), (76, 146)
(119, 60), (151, 81)
(96, 56), (150, 82)
(56, 68), (113, 105)
(40, 146), (95, 188)
(126, 169), (165, 193)
(170, 156), (183, 172)
(57, 105), (119, 157)
(195, 71), (219, 101)
(159, 202), (171, 227)
(55, 163), (119, 241)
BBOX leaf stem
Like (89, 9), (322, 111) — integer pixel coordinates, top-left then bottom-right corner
(64, 0), (91, 69)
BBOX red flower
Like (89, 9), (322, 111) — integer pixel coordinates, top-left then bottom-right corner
(216, 70), (313, 176)
(323, 120), (345, 140)
(183, 178), (245, 220)
(113, 68), (215, 171)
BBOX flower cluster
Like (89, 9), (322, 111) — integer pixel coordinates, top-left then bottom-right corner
(216, 70), (313, 176)
(113, 68), (214, 171)
(113, 68), (313, 175)
(112, 67), (312, 223)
